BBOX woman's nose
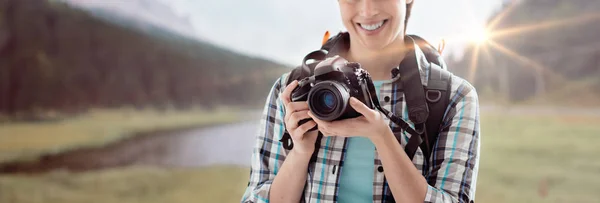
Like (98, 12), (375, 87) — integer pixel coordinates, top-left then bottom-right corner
(358, 0), (379, 17)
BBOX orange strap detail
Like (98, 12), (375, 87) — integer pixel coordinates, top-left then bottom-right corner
(437, 39), (446, 54)
(322, 31), (331, 46)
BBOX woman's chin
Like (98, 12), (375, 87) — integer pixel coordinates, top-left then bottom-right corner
(356, 32), (405, 52)
(358, 39), (389, 51)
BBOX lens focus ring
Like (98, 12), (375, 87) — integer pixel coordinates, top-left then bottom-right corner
(307, 81), (350, 121)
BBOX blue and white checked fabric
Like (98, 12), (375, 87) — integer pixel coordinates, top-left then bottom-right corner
(241, 40), (481, 203)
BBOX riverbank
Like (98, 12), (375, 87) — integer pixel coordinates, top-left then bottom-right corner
(0, 107), (254, 165)
(0, 120), (260, 173)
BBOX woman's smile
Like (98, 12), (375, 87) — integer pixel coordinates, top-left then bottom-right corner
(356, 19), (388, 36)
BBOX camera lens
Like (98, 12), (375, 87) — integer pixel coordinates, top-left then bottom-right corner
(307, 81), (350, 121)
(316, 90), (337, 113)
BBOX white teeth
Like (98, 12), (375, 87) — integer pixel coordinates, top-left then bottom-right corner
(360, 21), (384, 31)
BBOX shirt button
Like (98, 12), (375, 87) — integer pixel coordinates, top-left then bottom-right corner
(378, 166), (384, 172)
(384, 96), (390, 103)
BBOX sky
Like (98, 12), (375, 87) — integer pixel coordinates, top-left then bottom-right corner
(161, 0), (504, 66)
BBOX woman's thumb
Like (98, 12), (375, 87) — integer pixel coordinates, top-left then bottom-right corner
(349, 97), (375, 119)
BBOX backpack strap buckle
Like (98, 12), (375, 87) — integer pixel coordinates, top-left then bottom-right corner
(426, 90), (442, 103)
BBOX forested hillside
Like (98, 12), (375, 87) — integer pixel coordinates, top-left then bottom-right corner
(0, 0), (289, 116)
(448, 0), (600, 103)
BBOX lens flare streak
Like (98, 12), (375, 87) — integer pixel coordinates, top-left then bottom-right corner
(468, 45), (481, 82)
(490, 13), (600, 38)
(459, 1), (599, 97)
(487, 40), (564, 82)
(487, 1), (519, 30)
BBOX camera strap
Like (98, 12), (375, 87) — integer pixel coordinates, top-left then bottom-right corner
(363, 75), (425, 160)
(362, 37), (431, 160)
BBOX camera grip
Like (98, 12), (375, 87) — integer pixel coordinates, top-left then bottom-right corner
(291, 83), (311, 102)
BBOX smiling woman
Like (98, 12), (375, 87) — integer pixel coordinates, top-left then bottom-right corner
(241, 0), (482, 203)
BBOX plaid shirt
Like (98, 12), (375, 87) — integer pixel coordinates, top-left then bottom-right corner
(241, 40), (481, 203)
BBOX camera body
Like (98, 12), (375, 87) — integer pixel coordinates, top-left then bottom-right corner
(291, 58), (375, 122)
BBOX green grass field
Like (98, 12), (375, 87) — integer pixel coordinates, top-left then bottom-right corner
(0, 107), (241, 164)
(1, 112), (599, 203)
(475, 113), (600, 203)
(0, 166), (250, 203)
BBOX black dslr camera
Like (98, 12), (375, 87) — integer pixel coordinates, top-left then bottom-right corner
(291, 51), (377, 124)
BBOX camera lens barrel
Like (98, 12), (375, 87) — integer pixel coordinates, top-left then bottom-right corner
(307, 81), (351, 121)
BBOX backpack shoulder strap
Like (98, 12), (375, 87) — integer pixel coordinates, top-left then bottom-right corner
(407, 34), (447, 69)
(386, 62), (453, 203)
(402, 35), (453, 162)
(397, 40), (429, 161)
(423, 63), (452, 161)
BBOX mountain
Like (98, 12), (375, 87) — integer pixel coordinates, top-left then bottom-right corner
(0, 0), (290, 116)
(447, 0), (600, 104)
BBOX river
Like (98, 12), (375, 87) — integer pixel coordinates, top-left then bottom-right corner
(147, 120), (261, 168)
(1, 105), (599, 173)
(0, 112), (264, 173)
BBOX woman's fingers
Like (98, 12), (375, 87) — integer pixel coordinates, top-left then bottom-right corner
(293, 120), (317, 140)
(307, 111), (338, 137)
(281, 80), (299, 104)
(285, 102), (309, 114)
(287, 110), (312, 130)
(284, 102), (309, 127)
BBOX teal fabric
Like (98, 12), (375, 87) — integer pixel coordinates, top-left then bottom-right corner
(337, 80), (386, 202)
(372, 80), (385, 98)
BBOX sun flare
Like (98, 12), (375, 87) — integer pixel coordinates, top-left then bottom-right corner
(470, 27), (490, 45)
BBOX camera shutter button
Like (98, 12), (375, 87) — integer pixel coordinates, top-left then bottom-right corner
(384, 96), (391, 103)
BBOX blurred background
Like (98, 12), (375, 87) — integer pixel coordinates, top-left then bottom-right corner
(0, 0), (599, 202)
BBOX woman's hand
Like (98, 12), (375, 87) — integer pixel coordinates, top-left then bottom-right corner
(308, 97), (391, 141)
(281, 80), (320, 156)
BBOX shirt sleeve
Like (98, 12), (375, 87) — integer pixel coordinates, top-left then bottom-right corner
(241, 75), (290, 203)
(424, 80), (481, 203)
